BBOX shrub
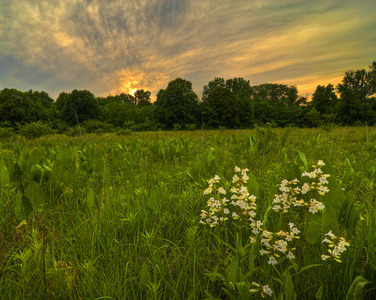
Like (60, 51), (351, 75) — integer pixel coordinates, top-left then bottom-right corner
(116, 129), (133, 135)
(0, 127), (14, 139)
(132, 118), (155, 131)
(83, 119), (113, 133)
(18, 122), (53, 139)
(65, 126), (86, 137)
(185, 123), (196, 131)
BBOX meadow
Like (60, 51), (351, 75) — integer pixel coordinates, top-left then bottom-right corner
(1, 126), (376, 299)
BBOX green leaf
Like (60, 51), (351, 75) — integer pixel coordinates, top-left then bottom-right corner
(248, 134), (255, 150)
(18, 147), (30, 173)
(346, 276), (369, 300)
(207, 148), (216, 168)
(283, 269), (296, 300)
(24, 181), (45, 212)
(86, 188), (95, 209)
(52, 160), (64, 183)
(235, 282), (251, 299)
(341, 191), (360, 232)
(148, 185), (160, 209)
(284, 161), (301, 181)
(29, 164), (42, 183)
(315, 284), (323, 300)
(226, 256), (241, 283)
(298, 151), (308, 171)
(139, 263), (151, 286)
(41, 167), (52, 183)
(246, 172), (259, 198)
(306, 203), (338, 244)
(27, 149), (44, 168)
(0, 160), (10, 186)
(15, 191), (33, 221)
(204, 272), (224, 283)
(320, 176), (346, 213)
(293, 264), (322, 276)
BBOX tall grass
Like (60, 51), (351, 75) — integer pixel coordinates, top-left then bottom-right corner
(0, 127), (375, 299)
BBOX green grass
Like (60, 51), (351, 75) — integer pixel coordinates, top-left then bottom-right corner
(1, 127), (376, 299)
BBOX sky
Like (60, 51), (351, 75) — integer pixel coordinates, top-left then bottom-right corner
(1, 0), (376, 101)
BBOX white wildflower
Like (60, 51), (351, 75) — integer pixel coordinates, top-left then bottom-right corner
(262, 285), (273, 296)
(203, 187), (212, 195)
(321, 254), (330, 261)
(268, 256), (277, 265)
(301, 183), (311, 194)
(232, 174), (239, 183)
(217, 187), (226, 194)
(287, 251), (295, 259)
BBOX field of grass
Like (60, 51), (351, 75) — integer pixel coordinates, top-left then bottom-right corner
(1, 126), (376, 299)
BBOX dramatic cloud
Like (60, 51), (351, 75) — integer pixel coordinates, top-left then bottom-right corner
(1, 0), (375, 100)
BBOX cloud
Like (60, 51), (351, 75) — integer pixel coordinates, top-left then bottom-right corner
(0, 0), (375, 100)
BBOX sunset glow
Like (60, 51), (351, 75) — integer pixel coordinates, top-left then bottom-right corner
(0, 0), (375, 100)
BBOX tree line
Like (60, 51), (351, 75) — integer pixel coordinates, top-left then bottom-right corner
(1, 61), (375, 136)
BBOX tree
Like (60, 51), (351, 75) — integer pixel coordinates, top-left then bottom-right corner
(337, 69), (375, 102)
(59, 90), (101, 125)
(30, 90), (54, 108)
(202, 77), (227, 102)
(27, 90), (54, 122)
(134, 89), (152, 107)
(336, 61), (376, 124)
(226, 78), (254, 127)
(0, 88), (34, 126)
(310, 84), (338, 122)
(155, 78), (199, 129)
(253, 83), (299, 106)
(205, 86), (241, 128)
(252, 83), (303, 126)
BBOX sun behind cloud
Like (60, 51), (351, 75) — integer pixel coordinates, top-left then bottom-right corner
(120, 76), (140, 95)
(104, 69), (169, 100)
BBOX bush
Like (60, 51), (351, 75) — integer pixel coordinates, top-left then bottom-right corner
(0, 127), (14, 139)
(18, 122), (53, 139)
(116, 129), (133, 135)
(65, 126), (86, 137)
(185, 123), (196, 131)
(83, 119), (113, 133)
(173, 123), (182, 131)
(132, 118), (155, 131)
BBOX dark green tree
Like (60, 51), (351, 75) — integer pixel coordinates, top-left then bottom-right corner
(155, 78), (199, 129)
(337, 69), (375, 102)
(134, 89), (152, 107)
(252, 83), (304, 126)
(336, 61), (376, 124)
(253, 83), (299, 106)
(311, 84), (338, 115)
(27, 90), (54, 122)
(205, 86), (241, 128)
(308, 84), (338, 124)
(202, 77), (227, 102)
(59, 90), (101, 125)
(0, 88), (34, 127)
(226, 78), (254, 127)
(30, 90), (54, 108)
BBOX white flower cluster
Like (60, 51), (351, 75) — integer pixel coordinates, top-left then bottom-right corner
(200, 167), (261, 238)
(249, 282), (273, 297)
(259, 222), (300, 265)
(321, 231), (350, 263)
(272, 160), (329, 214)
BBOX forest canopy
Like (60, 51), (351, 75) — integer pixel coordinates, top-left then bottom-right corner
(1, 61), (375, 136)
